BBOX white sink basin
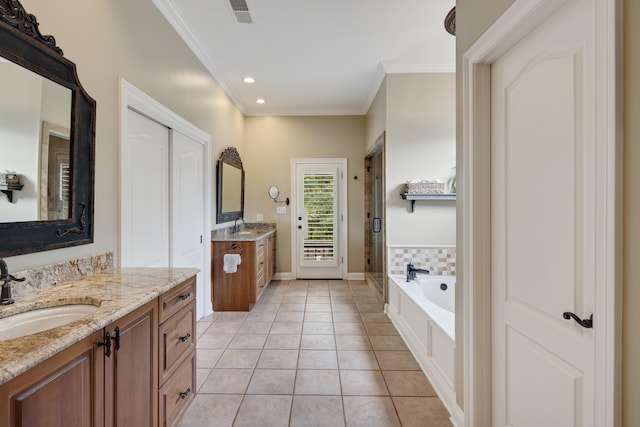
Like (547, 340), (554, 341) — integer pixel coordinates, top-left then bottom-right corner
(236, 231), (259, 236)
(0, 304), (98, 341)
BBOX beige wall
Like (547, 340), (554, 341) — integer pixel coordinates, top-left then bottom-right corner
(622, 1), (638, 424)
(385, 73), (456, 247)
(4, 0), (244, 272)
(455, 0), (516, 409)
(457, 0), (637, 424)
(243, 116), (366, 275)
(365, 77), (387, 152)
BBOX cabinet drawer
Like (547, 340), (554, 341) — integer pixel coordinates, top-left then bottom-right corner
(159, 353), (195, 427)
(256, 239), (265, 262)
(159, 304), (195, 384)
(159, 277), (196, 323)
(256, 239), (266, 273)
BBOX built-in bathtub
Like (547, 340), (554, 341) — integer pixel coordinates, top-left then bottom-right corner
(386, 275), (462, 425)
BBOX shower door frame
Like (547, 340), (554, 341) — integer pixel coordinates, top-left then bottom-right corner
(365, 133), (386, 299)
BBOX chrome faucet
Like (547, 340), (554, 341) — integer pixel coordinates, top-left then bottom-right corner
(406, 262), (430, 282)
(232, 217), (244, 234)
(0, 258), (25, 305)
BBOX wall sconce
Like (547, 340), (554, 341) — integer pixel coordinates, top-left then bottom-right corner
(0, 172), (22, 203)
(268, 185), (289, 205)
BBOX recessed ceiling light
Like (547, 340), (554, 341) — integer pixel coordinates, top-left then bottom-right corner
(256, 98), (266, 104)
(243, 77), (255, 84)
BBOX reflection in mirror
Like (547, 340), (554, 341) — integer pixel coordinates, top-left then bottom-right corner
(40, 121), (70, 220)
(221, 163), (242, 212)
(0, 57), (72, 223)
(216, 147), (245, 223)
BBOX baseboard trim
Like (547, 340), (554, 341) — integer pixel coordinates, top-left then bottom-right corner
(274, 272), (295, 281)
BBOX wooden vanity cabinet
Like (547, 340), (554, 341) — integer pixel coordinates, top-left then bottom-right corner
(104, 300), (158, 427)
(212, 240), (253, 311)
(0, 330), (105, 427)
(0, 276), (196, 427)
(212, 231), (277, 311)
(255, 236), (267, 301)
(267, 231), (277, 284)
(255, 232), (277, 301)
(158, 277), (196, 427)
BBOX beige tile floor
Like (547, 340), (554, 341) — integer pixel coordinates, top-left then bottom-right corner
(179, 280), (452, 427)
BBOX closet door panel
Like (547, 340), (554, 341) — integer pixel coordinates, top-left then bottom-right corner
(171, 130), (206, 319)
(121, 109), (170, 267)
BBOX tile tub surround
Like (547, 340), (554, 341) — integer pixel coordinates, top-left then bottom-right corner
(181, 279), (453, 427)
(388, 246), (456, 276)
(0, 267), (198, 384)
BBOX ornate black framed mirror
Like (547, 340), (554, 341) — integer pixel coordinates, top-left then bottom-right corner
(216, 147), (244, 223)
(0, 0), (96, 256)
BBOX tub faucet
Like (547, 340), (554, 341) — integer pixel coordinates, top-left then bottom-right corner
(0, 258), (25, 305)
(406, 263), (430, 282)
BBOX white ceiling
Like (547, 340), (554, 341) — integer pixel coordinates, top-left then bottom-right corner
(153, 0), (456, 116)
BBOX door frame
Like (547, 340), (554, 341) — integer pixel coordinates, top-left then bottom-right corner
(290, 158), (348, 280)
(118, 79), (213, 318)
(461, 0), (621, 426)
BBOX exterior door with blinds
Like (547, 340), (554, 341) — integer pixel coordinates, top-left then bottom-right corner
(293, 159), (346, 279)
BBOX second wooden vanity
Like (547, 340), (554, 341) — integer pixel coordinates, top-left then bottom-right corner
(211, 226), (276, 311)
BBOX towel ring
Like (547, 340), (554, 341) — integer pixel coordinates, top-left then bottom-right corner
(230, 243), (243, 255)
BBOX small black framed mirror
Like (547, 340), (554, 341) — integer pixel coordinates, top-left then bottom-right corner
(216, 147), (244, 223)
(0, 0), (96, 256)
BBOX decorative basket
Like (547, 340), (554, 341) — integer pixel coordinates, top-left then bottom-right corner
(0, 173), (19, 185)
(404, 181), (445, 194)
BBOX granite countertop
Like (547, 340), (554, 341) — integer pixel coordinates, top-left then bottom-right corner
(211, 223), (276, 242)
(0, 267), (198, 386)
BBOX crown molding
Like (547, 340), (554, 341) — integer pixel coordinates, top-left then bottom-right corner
(152, 0), (248, 115)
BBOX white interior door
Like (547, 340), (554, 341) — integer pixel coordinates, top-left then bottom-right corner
(491, 0), (600, 425)
(121, 108), (169, 267)
(293, 159), (346, 279)
(171, 130), (206, 319)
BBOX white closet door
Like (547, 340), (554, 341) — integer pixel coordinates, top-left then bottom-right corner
(121, 109), (169, 267)
(171, 130), (206, 319)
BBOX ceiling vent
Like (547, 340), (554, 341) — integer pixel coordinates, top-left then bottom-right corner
(229, 0), (253, 24)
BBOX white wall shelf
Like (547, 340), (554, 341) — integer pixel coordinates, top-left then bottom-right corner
(401, 193), (456, 212)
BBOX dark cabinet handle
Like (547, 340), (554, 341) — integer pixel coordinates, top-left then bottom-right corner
(178, 333), (191, 343)
(562, 312), (593, 328)
(98, 332), (112, 357)
(179, 388), (191, 399)
(113, 326), (121, 351)
(179, 293), (191, 301)
(298, 225), (302, 229)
